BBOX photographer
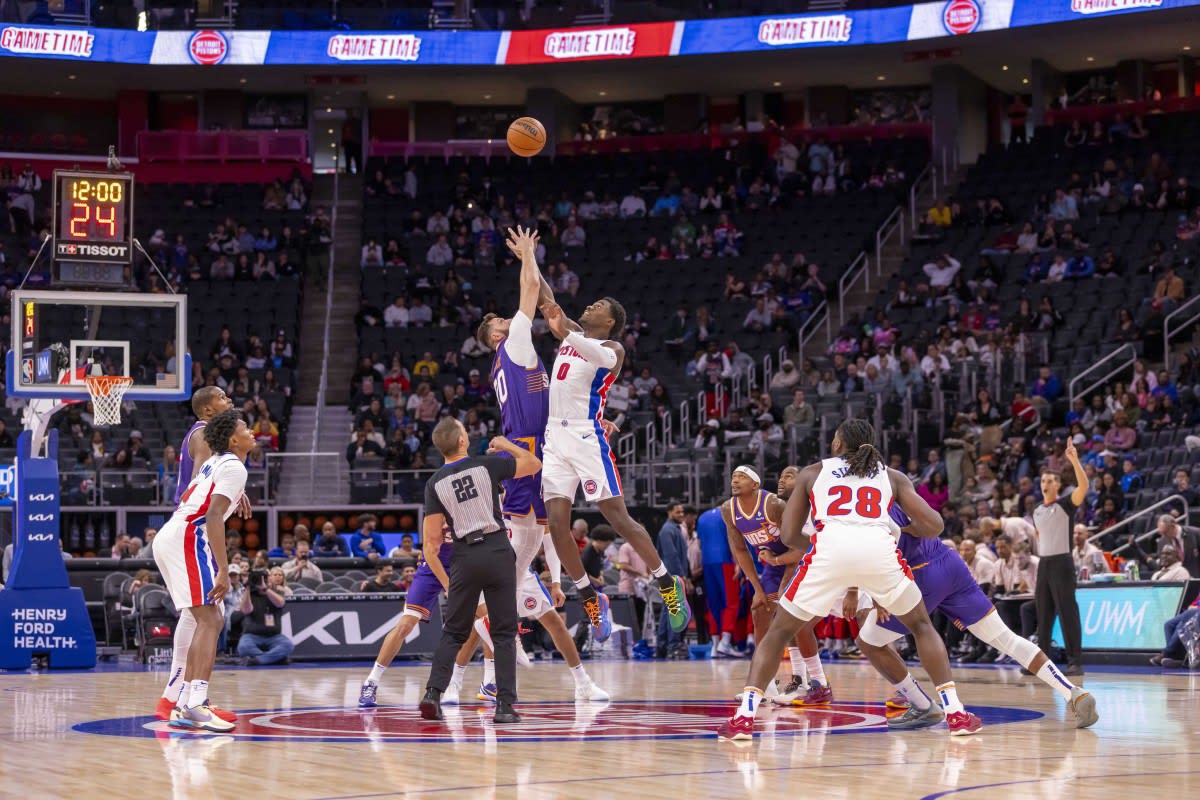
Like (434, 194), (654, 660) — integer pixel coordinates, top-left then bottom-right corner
(236, 567), (294, 666)
(281, 541), (323, 583)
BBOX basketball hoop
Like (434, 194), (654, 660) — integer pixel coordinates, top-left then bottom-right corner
(84, 376), (134, 426)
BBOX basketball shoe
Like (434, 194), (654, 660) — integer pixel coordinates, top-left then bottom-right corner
(477, 682), (498, 703)
(716, 715), (755, 742)
(574, 680), (611, 702)
(169, 704), (236, 734)
(358, 682), (379, 709)
(799, 680), (833, 706)
(772, 675), (806, 705)
(442, 681), (462, 706)
(660, 576), (692, 633)
(156, 696), (237, 722)
(582, 591), (612, 643)
(885, 692), (910, 710)
(887, 703), (944, 731)
(474, 616), (532, 667)
(945, 710), (983, 736)
(1069, 687), (1099, 729)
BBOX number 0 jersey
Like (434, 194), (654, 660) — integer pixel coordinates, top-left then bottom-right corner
(549, 335), (615, 424)
(808, 456), (895, 534)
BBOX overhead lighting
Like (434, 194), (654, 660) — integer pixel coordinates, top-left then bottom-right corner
(772, 81), (781, 87)
(330, 143), (336, 148)
(327, 129), (333, 134)
(598, 90), (607, 96)
(68, 74), (76, 80)
(326, 107), (332, 112)
(1022, 78), (1030, 84)
(386, 94), (395, 100)
(1185, 45), (1192, 51)
(1002, 65), (1009, 71)
(53, 90), (60, 96)
(239, 78), (247, 84)
(483, 94), (491, 100)
(876, 75), (886, 81)
(1086, 56), (1095, 62)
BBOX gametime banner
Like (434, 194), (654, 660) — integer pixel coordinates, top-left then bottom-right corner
(0, 1), (1196, 66)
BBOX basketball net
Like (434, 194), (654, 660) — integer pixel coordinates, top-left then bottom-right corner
(84, 376), (134, 427)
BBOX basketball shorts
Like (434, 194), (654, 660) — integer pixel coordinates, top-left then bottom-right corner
(759, 563), (787, 600)
(501, 434), (547, 521)
(541, 419), (622, 503)
(477, 568), (554, 620)
(778, 524), (921, 622)
(868, 550), (995, 643)
(402, 565), (443, 622)
(153, 517), (219, 609)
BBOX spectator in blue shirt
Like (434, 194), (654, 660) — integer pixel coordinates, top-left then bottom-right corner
(651, 191), (680, 217)
(1031, 365), (1062, 412)
(1152, 370), (1180, 403)
(1121, 457), (1144, 494)
(1065, 254), (1094, 279)
(655, 503), (690, 657)
(1065, 397), (1087, 427)
(312, 521), (350, 558)
(350, 514), (386, 562)
(267, 533), (296, 560)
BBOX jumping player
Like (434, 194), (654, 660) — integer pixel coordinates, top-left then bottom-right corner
(539, 297), (691, 640)
(718, 419), (982, 740)
(855, 451), (1098, 729)
(154, 386), (239, 723)
(153, 410), (253, 732)
(470, 225), (608, 701)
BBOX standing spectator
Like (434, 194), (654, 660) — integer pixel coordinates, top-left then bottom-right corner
(615, 531), (650, 631)
(350, 514), (386, 562)
(655, 503), (690, 658)
(1032, 439), (1088, 675)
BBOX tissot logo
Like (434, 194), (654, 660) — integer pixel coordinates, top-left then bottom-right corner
(56, 243), (128, 257)
(30, 513), (55, 522)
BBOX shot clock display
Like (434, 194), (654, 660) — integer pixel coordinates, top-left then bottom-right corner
(53, 170), (134, 271)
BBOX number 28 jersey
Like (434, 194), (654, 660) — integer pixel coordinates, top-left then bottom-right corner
(809, 456), (894, 535)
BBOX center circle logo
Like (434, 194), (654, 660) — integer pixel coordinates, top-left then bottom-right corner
(189, 30), (229, 65)
(72, 700), (1042, 743)
(943, 0), (982, 36)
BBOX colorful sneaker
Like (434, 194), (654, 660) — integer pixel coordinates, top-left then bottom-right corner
(887, 702), (944, 730)
(772, 676), (806, 705)
(442, 681), (462, 706)
(477, 682), (498, 703)
(716, 715), (755, 741)
(660, 576), (693, 633)
(885, 692), (910, 710)
(1069, 687), (1099, 729)
(582, 591), (613, 643)
(155, 696), (176, 721)
(169, 704), (236, 733)
(946, 710), (983, 736)
(800, 680), (833, 706)
(575, 680), (611, 702)
(358, 682), (379, 709)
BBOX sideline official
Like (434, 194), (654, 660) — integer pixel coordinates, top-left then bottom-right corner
(418, 417), (540, 724)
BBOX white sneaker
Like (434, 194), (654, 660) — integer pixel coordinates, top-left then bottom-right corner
(772, 675), (807, 705)
(736, 680), (781, 703)
(443, 681), (461, 705)
(575, 680), (611, 702)
(515, 637), (531, 668)
(716, 641), (745, 658)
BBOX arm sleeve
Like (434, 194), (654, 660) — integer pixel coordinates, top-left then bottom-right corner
(503, 311), (538, 368)
(484, 455), (518, 486)
(211, 460), (248, 503)
(565, 332), (619, 370)
(543, 532), (562, 583)
(423, 478), (445, 516)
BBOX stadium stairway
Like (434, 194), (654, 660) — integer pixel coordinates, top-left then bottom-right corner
(274, 405), (354, 504)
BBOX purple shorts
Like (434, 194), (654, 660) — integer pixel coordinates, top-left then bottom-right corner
(879, 550), (994, 636)
(403, 565), (443, 622)
(501, 435), (547, 521)
(759, 564), (787, 599)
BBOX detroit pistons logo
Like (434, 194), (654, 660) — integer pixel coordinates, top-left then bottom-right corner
(584, 479), (599, 495)
(523, 597), (538, 611)
(942, 0), (981, 35)
(189, 30), (229, 65)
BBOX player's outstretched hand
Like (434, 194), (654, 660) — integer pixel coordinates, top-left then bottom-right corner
(208, 570), (230, 603)
(506, 225), (539, 259)
(1065, 438), (1080, 462)
(600, 419), (619, 438)
(541, 302), (569, 339)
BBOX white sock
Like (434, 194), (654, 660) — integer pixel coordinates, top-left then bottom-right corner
(163, 610), (196, 701)
(737, 687), (763, 719)
(573, 575), (590, 591)
(803, 655), (826, 685)
(367, 662), (387, 685)
(483, 658), (495, 686)
(787, 647), (803, 677)
(936, 681), (964, 715)
(650, 562), (668, 579)
(893, 673), (933, 711)
(721, 632), (733, 646)
(569, 664), (589, 688)
(185, 679), (209, 710)
(1036, 661), (1076, 702)
(450, 663), (467, 687)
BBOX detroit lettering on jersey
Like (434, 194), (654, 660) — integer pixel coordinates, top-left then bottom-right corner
(550, 339), (615, 421)
(732, 490), (787, 555)
(492, 337), (549, 437)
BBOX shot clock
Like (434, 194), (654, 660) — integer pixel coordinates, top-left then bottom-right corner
(52, 169), (134, 287)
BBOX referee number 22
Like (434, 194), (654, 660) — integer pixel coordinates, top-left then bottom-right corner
(827, 485), (882, 518)
(452, 475), (479, 502)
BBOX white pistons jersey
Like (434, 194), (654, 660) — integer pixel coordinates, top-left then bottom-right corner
(808, 456), (894, 534)
(548, 337), (615, 422)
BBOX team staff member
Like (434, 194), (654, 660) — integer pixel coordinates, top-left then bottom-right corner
(1032, 439), (1088, 676)
(418, 417), (540, 724)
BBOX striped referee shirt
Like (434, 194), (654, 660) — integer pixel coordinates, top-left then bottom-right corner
(1032, 496), (1076, 557)
(423, 455), (515, 540)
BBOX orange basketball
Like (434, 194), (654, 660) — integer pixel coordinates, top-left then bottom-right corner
(507, 116), (546, 158)
(280, 515), (295, 533)
(381, 514), (397, 530)
(244, 518), (260, 536)
(348, 514), (360, 531)
(244, 532), (260, 550)
(298, 515), (311, 529)
(313, 515), (328, 530)
(227, 516), (243, 532)
(332, 515), (346, 530)
(399, 512), (416, 530)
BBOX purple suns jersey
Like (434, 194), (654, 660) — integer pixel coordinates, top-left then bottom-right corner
(417, 525), (455, 573)
(174, 420), (206, 504)
(889, 505), (949, 567)
(491, 311), (549, 519)
(730, 490), (787, 557)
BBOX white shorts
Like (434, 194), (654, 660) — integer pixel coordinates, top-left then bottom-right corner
(541, 420), (622, 503)
(478, 568), (554, 620)
(778, 524), (921, 622)
(152, 517), (219, 609)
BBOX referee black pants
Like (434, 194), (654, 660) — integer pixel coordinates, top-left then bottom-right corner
(426, 533), (519, 704)
(1034, 553), (1082, 667)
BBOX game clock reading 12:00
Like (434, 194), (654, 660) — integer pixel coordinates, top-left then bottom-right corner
(53, 170), (133, 264)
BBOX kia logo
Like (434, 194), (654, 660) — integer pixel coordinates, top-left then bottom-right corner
(27, 533), (53, 542)
(27, 493), (54, 502)
(30, 513), (54, 522)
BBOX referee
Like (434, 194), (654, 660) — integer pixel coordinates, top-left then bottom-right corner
(418, 417), (540, 724)
(1032, 438), (1088, 676)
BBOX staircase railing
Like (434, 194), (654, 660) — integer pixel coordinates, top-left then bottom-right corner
(798, 300), (830, 355)
(1089, 494), (1188, 556)
(1163, 294), (1200, 370)
(875, 205), (904, 281)
(837, 251), (869, 328)
(1068, 344), (1136, 405)
(312, 165), (340, 471)
(909, 163), (932, 234)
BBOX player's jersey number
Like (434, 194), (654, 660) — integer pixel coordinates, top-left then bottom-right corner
(826, 485), (882, 518)
(494, 370), (508, 406)
(556, 362), (571, 381)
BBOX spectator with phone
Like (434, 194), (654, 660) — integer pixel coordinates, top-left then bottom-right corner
(281, 541), (322, 582)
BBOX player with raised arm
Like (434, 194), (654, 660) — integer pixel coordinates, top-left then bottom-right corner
(717, 419), (982, 741)
(854, 439), (1098, 729)
(152, 410), (254, 733)
(539, 293), (692, 641)
(469, 225), (608, 702)
(154, 385), (240, 723)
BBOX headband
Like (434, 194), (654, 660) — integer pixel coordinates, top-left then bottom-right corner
(733, 466), (760, 485)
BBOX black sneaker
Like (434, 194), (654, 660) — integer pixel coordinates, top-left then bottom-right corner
(1061, 663), (1085, 676)
(419, 688), (443, 720)
(494, 702), (521, 724)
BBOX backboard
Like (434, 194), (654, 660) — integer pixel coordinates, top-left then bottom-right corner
(6, 289), (191, 402)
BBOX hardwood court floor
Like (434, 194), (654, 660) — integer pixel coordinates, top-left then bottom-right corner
(1, 657), (1197, 799)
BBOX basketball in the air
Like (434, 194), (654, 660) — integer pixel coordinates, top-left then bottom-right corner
(507, 117), (546, 157)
